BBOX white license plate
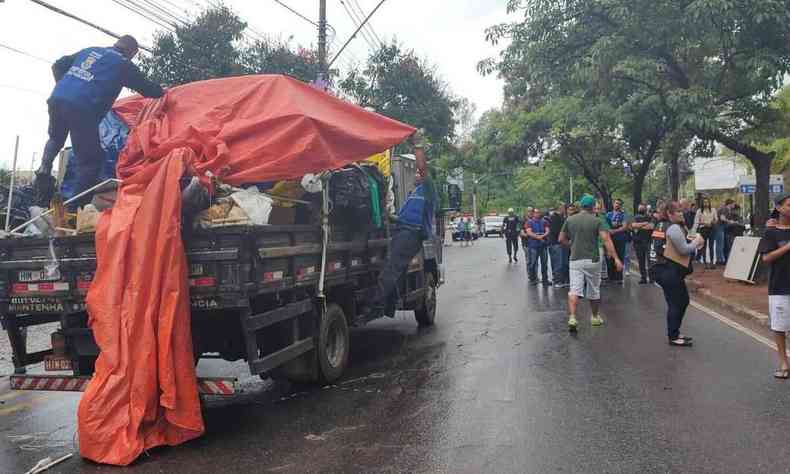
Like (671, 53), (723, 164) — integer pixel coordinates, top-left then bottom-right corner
(44, 356), (73, 371)
(18, 270), (54, 283)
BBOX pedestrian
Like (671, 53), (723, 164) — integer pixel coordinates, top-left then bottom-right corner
(502, 208), (521, 263)
(693, 198), (718, 269)
(559, 195), (622, 330)
(456, 218), (465, 247)
(715, 199), (735, 265)
(650, 201), (704, 347)
(631, 203), (654, 284)
(547, 204), (569, 287)
(524, 208), (550, 285)
(725, 204), (745, 259)
(758, 194), (790, 378)
(33, 35), (164, 209)
(606, 199), (631, 283)
(594, 202), (611, 281)
(681, 199), (696, 230)
(521, 208), (533, 252)
(464, 217), (473, 246)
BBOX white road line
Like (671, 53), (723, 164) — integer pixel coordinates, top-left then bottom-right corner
(689, 299), (788, 356)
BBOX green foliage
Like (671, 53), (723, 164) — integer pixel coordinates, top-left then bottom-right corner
(338, 42), (459, 151)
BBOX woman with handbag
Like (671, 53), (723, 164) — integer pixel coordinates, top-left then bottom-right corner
(692, 198), (717, 269)
(651, 201), (705, 347)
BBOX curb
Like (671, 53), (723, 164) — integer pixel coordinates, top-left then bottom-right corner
(686, 279), (770, 327)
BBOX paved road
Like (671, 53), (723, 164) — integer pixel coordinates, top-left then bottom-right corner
(2, 237), (790, 473)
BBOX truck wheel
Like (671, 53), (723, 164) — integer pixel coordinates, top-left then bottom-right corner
(317, 303), (350, 383)
(415, 273), (437, 327)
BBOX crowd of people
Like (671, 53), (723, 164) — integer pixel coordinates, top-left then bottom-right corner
(454, 193), (790, 361)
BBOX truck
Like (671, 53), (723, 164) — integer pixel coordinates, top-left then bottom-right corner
(1, 160), (441, 396)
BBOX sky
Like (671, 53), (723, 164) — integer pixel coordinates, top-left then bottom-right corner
(0, 0), (511, 170)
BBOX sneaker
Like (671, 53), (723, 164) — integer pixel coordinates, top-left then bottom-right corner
(568, 316), (578, 331)
(639, 279), (649, 285)
(514, 256), (518, 263)
(553, 282), (564, 289)
(591, 315), (604, 326)
(529, 279), (539, 285)
(542, 280), (552, 286)
(509, 257), (512, 263)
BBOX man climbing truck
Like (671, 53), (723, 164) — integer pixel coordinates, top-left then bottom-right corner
(370, 131), (437, 324)
(34, 35), (163, 208)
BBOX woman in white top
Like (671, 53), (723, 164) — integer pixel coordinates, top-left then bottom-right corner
(693, 198), (718, 269)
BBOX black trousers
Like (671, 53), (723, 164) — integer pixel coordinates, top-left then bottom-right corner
(608, 238), (627, 281)
(634, 243), (650, 281)
(654, 264), (690, 340)
(374, 225), (423, 313)
(505, 235), (519, 259)
(41, 99), (104, 208)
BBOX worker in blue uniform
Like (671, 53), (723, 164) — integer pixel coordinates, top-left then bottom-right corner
(34, 35), (164, 208)
(371, 132), (436, 318)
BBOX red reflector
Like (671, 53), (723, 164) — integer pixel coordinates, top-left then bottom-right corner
(78, 280), (91, 290)
(38, 283), (54, 291)
(12, 283), (28, 293)
(191, 277), (216, 287)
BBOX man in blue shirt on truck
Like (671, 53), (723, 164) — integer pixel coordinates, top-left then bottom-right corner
(371, 132), (436, 319)
(34, 35), (164, 208)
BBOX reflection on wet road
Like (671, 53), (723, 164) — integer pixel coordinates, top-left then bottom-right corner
(2, 237), (790, 473)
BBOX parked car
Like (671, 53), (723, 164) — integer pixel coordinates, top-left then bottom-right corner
(483, 215), (505, 237)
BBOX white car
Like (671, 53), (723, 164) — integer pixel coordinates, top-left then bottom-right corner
(483, 216), (505, 237)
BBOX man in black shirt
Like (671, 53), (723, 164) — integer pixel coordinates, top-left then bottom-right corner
(631, 204), (655, 284)
(758, 193), (790, 378)
(502, 208), (521, 263)
(547, 204), (569, 287)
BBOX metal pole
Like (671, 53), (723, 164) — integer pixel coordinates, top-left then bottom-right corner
(569, 176), (574, 203)
(318, 0), (327, 78)
(5, 135), (19, 232)
(30, 152), (36, 172)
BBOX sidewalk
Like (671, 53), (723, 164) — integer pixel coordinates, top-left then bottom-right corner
(686, 265), (770, 326)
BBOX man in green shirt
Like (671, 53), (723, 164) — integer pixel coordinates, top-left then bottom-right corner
(559, 195), (622, 330)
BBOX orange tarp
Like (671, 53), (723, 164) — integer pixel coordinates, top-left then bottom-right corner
(79, 75), (415, 465)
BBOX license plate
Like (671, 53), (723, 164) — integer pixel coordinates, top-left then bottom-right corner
(18, 270), (53, 283)
(44, 356), (73, 372)
(189, 264), (204, 276)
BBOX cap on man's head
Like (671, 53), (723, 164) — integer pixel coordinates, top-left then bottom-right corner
(508, 207), (514, 213)
(580, 195), (595, 209)
(776, 192), (790, 207)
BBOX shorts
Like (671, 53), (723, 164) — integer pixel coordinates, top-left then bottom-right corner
(769, 295), (790, 332)
(569, 259), (601, 300)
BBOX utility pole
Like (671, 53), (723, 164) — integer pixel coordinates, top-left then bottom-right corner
(5, 136), (20, 232)
(318, 0), (327, 79)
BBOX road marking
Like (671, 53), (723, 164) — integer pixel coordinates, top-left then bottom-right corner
(689, 299), (789, 356)
(0, 390), (24, 402)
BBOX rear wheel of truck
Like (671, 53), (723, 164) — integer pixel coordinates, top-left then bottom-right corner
(414, 273), (437, 327)
(317, 303), (350, 383)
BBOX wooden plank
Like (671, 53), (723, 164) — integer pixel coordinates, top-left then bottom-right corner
(245, 299), (313, 332)
(249, 338), (314, 374)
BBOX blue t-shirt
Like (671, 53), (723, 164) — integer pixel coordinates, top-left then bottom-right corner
(397, 176), (436, 237)
(526, 218), (548, 249)
(606, 210), (629, 243)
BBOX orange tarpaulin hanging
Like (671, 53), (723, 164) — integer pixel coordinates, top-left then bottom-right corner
(79, 75), (415, 465)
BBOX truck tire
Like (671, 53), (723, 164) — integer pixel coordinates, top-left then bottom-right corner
(414, 273), (437, 327)
(317, 303), (350, 383)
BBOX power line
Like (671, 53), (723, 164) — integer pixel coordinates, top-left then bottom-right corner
(110, 0), (176, 31)
(330, 0), (388, 68)
(28, 0), (154, 53)
(0, 42), (51, 64)
(338, 0), (378, 51)
(350, 0), (383, 45)
(272, 0), (318, 27)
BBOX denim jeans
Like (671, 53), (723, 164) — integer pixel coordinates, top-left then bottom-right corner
(713, 225), (726, 264)
(528, 246), (549, 282)
(548, 244), (568, 284)
(654, 263), (690, 340)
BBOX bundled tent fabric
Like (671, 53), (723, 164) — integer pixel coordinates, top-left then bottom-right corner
(79, 74), (415, 465)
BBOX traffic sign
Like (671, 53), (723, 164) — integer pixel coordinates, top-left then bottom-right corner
(739, 185), (756, 194)
(770, 184), (784, 194)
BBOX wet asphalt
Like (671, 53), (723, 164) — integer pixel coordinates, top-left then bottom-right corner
(2, 236), (790, 473)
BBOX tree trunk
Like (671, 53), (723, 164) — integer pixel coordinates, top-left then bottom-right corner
(702, 129), (774, 228)
(632, 169), (648, 214)
(669, 156), (680, 201)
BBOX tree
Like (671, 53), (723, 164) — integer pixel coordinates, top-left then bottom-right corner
(339, 42), (459, 151)
(141, 6), (327, 86)
(141, 6), (247, 85)
(483, 0), (790, 225)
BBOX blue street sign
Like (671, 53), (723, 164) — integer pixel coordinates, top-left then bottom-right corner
(770, 184), (785, 194)
(739, 185), (756, 194)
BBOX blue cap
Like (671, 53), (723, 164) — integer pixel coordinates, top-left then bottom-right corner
(580, 195), (596, 208)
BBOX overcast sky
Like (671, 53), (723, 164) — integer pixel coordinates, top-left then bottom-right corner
(0, 0), (510, 170)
